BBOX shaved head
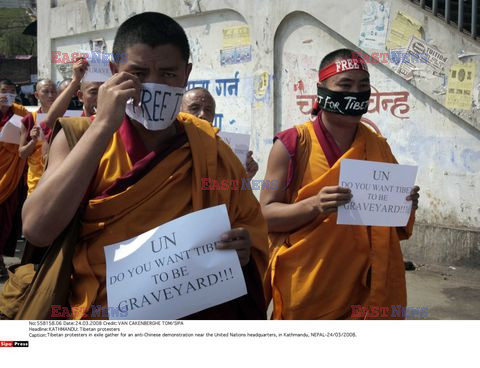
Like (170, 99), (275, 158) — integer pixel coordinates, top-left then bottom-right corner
(36, 78), (56, 92)
(80, 81), (101, 92)
(180, 88), (216, 123)
(77, 81), (102, 116)
(35, 78), (57, 111)
(58, 78), (73, 93)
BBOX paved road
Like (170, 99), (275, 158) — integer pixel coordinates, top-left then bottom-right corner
(2, 242), (479, 319)
(405, 263), (480, 319)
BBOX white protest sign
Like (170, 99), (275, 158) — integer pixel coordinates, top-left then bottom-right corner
(82, 51), (112, 82)
(337, 159), (418, 227)
(0, 115), (23, 144)
(36, 110), (83, 124)
(218, 131), (250, 165)
(36, 113), (46, 124)
(36, 111), (83, 142)
(104, 204), (247, 320)
(64, 110), (84, 117)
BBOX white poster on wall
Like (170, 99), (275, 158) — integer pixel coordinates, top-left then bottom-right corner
(358, 0), (391, 50)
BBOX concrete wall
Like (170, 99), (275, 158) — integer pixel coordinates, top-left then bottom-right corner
(36, 0), (480, 266)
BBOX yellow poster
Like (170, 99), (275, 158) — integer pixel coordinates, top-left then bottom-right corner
(386, 12), (422, 50)
(254, 71), (269, 99)
(222, 25), (251, 48)
(445, 63), (476, 110)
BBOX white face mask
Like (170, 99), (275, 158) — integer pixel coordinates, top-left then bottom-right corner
(0, 93), (17, 107)
(125, 83), (185, 131)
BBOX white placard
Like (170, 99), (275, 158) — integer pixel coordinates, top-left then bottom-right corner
(36, 110), (84, 124)
(0, 115), (23, 144)
(36, 113), (46, 124)
(337, 159), (418, 227)
(64, 110), (84, 117)
(104, 204), (247, 320)
(82, 51), (112, 82)
(7, 114), (22, 128)
(218, 131), (250, 165)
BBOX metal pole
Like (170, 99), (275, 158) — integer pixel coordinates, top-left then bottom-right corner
(420, 0), (426, 9)
(445, 0), (451, 23)
(458, 0), (465, 32)
(473, 0), (478, 38)
(432, 0), (438, 16)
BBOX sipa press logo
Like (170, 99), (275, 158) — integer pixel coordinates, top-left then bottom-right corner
(0, 340), (29, 348)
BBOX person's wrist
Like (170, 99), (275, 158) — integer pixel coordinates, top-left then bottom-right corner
(71, 77), (82, 87)
(303, 196), (321, 216)
(90, 116), (117, 136)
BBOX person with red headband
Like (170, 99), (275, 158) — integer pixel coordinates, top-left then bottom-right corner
(260, 48), (420, 319)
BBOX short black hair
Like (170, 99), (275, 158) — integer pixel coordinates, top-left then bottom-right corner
(112, 12), (190, 63)
(0, 79), (16, 88)
(319, 48), (364, 70)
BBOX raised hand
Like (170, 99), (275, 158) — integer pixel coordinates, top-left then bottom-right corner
(72, 58), (89, 83)
(94, 72), (142, 134)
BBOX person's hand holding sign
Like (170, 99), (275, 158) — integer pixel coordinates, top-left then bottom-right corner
(29, 126), (40, 142)
(406, 185), (420, 210)
(217, 228), (251, 267)
(310, 185), (353, 214)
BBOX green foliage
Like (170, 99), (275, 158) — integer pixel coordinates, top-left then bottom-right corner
(0, 8), (36, 57)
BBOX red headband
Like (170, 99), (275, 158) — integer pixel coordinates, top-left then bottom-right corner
(318, 57), (369, 81)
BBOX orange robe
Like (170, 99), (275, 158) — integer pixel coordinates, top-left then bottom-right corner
(267, 120), (415, 320)
(67, 113), (268, 319)
(21, 110), (45, 194)
(0, 103), (29, 255)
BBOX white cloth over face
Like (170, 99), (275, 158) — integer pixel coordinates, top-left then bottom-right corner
(0, 93), (17, 107)
(125, 83), (185, 131)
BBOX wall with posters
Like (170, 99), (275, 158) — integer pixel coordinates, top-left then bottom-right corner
(274, 11), (480, 265)
(37, 0), (480, 265)
(181, 12), (254, 135)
